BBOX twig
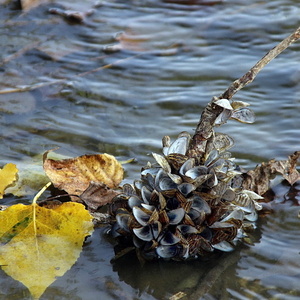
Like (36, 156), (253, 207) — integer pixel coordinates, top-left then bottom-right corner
(221, 25), (300, 100)
(0, 41), (41, 67)
(0, 80), (65, 95)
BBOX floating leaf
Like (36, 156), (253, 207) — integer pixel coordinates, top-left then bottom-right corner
(0, 163), (18, 199)
(0, 201), (93, 299)
(43, 152), (124, 196)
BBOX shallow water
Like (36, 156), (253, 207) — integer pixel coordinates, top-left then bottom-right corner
(0, 0), (300, 299)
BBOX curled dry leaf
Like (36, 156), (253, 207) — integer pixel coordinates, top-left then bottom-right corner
(43, 151), (124, 197)
(80, 181), (121, 212)
(0, 163), (18, 199)
(242, 151), (300, 196)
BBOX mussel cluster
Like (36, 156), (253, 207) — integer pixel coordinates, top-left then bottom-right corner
(109, 99), (263, 260)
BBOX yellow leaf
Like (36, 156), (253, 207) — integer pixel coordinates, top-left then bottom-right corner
(43, 152), (124, 195)
(0, 163), (18, 199)
(0, 201), (94, 299)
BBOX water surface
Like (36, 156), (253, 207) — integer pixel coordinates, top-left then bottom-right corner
(0, 0), (299, 299)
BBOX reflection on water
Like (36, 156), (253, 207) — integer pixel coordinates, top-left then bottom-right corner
(0, 0), (300, 299)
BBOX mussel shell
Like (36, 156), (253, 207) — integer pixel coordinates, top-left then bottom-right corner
(222, 188), (236, 201)
(209, 221), (235, 229)
(244, 211), (258, 222)
(231, 100), (250, 110)
(212, 241), (235, 252)
(242, 190), (264, 200)
(214, 99), (233, 110)
(167, 208), (185, 225)
(187, 234), (214, 255)
(221, 208), (244, 222)
(132, 206), (151, 226)
(141, 167), (160, 177)
(177, 224), (198, 235)
(128, 195), (143, 209)
(122, 183), (136, 196)
(167, 131), (190, 155)
(206, 170), (218, 188)
(155, 169), (177, 192)
(188, 208), (206, 225)
(213, 132), (235, 152)
(158, 192), (167, 209)
(205, 149), (220, 167)
(141, 203), (155, 211)
(159, 177), (177, 192)
(190, 195), (211, 214)
(141, 186), (152, 204)
(168, 173), (183, 184)
(177, 182), (196, 197)
(133, 221), (162, 241)
(234, 193), (256, 213)
(179, 158), (195, 176)
(116, 211), (135, 232)
(133, 180), (143, 193)
(185, 166), (208, 180)
(162, 135), (171, 151)
(231, 107), (255, 123)
(109, 195), (129, 216)
(143, 173), (156, 190)
(159, 230), (181, 246)
(215, 109), (232, 125)
(167, 153), (189, 170)
(159, 210), (169, 224)
(166, 197), (180, 210)
(152, 152), (171, 173)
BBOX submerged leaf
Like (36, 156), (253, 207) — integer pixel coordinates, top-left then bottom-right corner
(0, 202), (93, 299)
(0, 163), (18, 199)
(43, 152), (124, 196)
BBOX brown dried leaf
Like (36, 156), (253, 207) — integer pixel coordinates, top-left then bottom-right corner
(242, 151), (300, 195)
(43, 152), (124, 196)
(80, 181), (120, 211)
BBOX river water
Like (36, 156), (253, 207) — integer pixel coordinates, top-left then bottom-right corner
(0, 0), (299, 299)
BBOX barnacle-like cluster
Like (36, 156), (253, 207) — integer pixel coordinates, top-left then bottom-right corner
(109, 99), (263, 260)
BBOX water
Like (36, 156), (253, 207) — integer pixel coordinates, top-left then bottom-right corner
(0, 0), (300, 299)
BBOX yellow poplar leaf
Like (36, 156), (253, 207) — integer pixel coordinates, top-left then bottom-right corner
(43, 152), (124, 195)
(0, 163), (18, 199)
(0, 202), (94, 299)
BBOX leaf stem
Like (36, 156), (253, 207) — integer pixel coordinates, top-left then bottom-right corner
(32, 182), (52, 205)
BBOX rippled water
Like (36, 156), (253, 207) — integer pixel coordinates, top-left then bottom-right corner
(0, 0), (299, 299)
